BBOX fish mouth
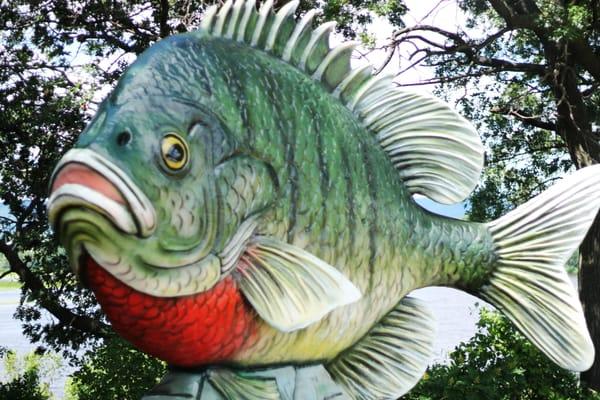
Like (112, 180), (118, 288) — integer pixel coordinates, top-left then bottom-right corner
(47, 148), (156, 238)
(48, 149), (221, 297)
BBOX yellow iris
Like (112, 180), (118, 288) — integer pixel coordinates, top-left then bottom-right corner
(161, 133), (189, 171)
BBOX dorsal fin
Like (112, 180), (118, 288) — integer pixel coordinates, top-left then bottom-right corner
(199, 0), (484, 204)
(362, 90), (484, 203)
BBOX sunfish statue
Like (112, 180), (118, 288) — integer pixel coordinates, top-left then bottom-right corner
(47, 1), (600, 398)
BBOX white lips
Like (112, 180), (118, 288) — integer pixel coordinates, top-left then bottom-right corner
(47, 148), (156, 237)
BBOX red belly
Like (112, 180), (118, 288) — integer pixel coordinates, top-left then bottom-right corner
(86, 257), (258, 367)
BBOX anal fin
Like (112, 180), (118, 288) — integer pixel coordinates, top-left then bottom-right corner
(327, 296), (435, 400)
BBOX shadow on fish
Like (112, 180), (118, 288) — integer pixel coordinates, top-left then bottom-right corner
(47, 1), (600, 398)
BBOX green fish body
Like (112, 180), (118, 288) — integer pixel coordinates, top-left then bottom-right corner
(48, 1), (600, 398)
(191, 36), (495, 364)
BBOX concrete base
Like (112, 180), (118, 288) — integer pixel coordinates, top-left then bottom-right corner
(142, 364), (350, 399)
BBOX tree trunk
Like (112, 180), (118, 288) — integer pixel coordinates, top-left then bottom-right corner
(544, 47), (600, 389)
(580, 214), (600, 390)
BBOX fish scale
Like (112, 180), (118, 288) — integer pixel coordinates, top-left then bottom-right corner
(189, 38), (492, 362)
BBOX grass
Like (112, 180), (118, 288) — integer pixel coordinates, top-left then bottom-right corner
(0, 268), (20, 291)
(0, 280), (20, 290)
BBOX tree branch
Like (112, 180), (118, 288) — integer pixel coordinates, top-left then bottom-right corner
(474, 55), (547, 74)
(0, 270), (14, 280)
(489, 0), (600, 81)
(489, 146), (565, 163)
(391, 25), (547, 75)
(491, 106), (557, 131)
(570, 39), (600, 82)
(0, 240), (110, 338)
(396, 70), (489, 86)
(75, 32), (136, 54)
(374, 45), (396, 75)
(487, 0), (540, 29)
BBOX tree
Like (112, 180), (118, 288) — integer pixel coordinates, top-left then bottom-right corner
(0, 349), (61, 400)
(387, 0), (600, 388)
(65, 338), (166, 400)
(406, 309), (599, 400)
(0, 0), (406, 385)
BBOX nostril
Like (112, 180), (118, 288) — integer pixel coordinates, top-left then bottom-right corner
(116, 131), (131, 146)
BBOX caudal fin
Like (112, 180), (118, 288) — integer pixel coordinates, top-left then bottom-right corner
(480, 165), (600, 371)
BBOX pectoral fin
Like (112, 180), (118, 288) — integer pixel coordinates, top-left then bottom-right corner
(237, 236), (361, 332)
(327, 296), (436, 399)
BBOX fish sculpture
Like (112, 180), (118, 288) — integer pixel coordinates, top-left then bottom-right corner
(47, 0), (600, 398)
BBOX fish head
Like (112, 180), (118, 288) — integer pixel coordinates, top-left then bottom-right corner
(48, 39), (232, 297)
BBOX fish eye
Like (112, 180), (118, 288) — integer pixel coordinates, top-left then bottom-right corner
(160, 133), (189, 172)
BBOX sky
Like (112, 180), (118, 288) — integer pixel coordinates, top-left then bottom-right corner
(357, 0), (471, 219)
(356, 0), (466, 91)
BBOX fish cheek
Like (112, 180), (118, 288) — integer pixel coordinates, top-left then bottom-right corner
(162, 188), (203, 239)
(156, 175), (219, 257)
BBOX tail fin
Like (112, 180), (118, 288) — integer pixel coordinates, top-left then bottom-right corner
(481, 165), (600, 371)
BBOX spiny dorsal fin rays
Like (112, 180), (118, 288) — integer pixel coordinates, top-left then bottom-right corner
(265, 0), (299, 51)
(332, 64), (373, 103)
(282, 9), (317, 62)
(236, 0), (256, 42)
(199, 4), (218, 31)
(214, 0), (234, 36)
(251, 0), (274, 46)
(225, 0), (245, 39)
(299, 21), (336, 73)
(200, 0), (485, 205)
(313, 41), (359, 89)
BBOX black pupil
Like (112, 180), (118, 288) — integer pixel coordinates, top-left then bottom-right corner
(116, 131), (131, 146)
(166, 143), (184, 163)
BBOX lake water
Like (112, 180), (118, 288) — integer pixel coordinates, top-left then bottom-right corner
(0, 286), (490, 399)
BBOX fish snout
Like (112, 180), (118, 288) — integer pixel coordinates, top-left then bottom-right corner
(47, 148), (156, 238)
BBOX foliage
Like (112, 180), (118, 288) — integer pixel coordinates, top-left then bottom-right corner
(0, 350), (61, 400)
(465, 1), (596, 218)
(65, 338), (166, 400)
(300, 0), (406, 41)
(405, 309), (599, 400)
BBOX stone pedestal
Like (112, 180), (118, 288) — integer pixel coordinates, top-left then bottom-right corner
(143, 364), (350, 400)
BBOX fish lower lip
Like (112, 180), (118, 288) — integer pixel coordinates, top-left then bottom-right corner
(48, 163), (137, 235)
(48, 183), (138, 235)
(47, 149), (156, 237)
